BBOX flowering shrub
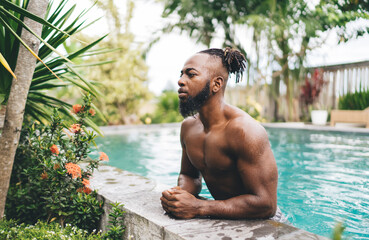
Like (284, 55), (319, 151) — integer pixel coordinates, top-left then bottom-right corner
(5, 95), (107, 232)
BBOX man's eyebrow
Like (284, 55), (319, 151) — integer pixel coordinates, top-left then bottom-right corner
(183, 68), (197, 74)
(180, 67), (198, 76)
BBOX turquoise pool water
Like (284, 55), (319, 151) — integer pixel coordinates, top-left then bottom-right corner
(92, 125), (369, 239)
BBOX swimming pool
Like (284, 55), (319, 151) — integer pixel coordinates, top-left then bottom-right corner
(92, 124), (369, 239)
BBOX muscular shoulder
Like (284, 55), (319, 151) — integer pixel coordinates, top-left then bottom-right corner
(225, 110), (270, 158)
(181, 116), (199, 134)
(180, 115), (201, 141)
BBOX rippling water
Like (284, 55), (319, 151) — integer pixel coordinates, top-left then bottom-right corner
(92, 125), (369, 239)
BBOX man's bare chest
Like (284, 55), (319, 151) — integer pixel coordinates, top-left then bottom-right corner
(184, 130), (236, 172)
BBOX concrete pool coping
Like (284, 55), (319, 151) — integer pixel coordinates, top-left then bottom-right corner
(92, 165), (328, 240)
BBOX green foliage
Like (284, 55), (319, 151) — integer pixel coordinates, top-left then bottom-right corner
(331, 222), (346, 240)
(5, 95), (106, 232)
(0, 219), (104, 240)
(142, 91), (183, 124)
(83, 36), (150, 125)
(338, 88), (369, 110)
(103, 202), (125, 240)
(0, 0), (107, 131)
(237, 96), (264, 122)
(79, 0), (150, 125)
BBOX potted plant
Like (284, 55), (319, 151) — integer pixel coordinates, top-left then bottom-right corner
(300, 68), (328, 125)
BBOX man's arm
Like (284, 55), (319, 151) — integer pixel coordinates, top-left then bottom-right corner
(177, 146), (202, 196)
(161, 119), (202, 213)
(177, 119), (202, 195)
(161, 120), (278, 219)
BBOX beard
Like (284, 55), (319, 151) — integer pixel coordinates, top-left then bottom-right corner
(179, 81), (211, 118)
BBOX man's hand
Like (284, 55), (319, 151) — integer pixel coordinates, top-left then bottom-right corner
(160, 186), (202, 219)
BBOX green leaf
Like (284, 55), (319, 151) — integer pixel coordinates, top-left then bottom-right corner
(0, 0), (70, 36)
(0, 14), (61, 81)
(0, 6), (74, 65)
(0, 51), (16, 79)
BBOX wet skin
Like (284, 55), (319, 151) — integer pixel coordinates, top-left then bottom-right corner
(160, 53), (278, 220)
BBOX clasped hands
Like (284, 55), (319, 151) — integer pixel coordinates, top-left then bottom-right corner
(160, 186), (202, 219)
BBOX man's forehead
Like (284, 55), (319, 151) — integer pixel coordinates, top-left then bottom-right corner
(182, 53), (215, 71)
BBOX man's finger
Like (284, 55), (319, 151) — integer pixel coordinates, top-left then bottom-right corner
(160, 197), (171, 213)
(162, 190), (178, 200)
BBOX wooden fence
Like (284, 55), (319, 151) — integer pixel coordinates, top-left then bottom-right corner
(316, 60), (369, 109)
(225, 60), (369, 121)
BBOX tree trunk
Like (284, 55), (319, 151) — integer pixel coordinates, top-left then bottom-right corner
(0, 0), (48, 219)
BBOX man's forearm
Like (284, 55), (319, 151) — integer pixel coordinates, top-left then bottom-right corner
(197, 194), (276, 219)
(177, 174), (202, 196)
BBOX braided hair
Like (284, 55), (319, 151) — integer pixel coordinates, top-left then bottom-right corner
(199, 47), (247, 83)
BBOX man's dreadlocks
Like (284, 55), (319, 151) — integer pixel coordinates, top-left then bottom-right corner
(199, 47), (247, 83)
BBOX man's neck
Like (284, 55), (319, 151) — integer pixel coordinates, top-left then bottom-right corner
(198, 96), (227, 132)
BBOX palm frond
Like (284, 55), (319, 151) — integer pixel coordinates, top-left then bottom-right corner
(0, 6), (73, 64)
(0, 0), (70, 36)
(0, 0), (111, 132)
(0, 51), (16, 79)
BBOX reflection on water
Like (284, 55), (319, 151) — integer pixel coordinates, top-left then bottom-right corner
(92, 126), (369, 239)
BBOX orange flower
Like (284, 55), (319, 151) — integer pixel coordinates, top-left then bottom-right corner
(89, 109), (96, 116)
(99, 152), (109, 161)
(65, 162), (82, 179)
(50, 144), (59, 155)
(41, 171), (48, 180)
(69, 124), (82, 134)
(82, 178), (90, 187)
(76, 187), (92, 194)
(53, 163), (60, 170)
(83, 187), (92, 194)
(72, 104), (82, 114)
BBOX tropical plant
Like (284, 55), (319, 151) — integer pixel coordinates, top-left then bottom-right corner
(0, 0), (108, 131)
(300, 68), (327, 113)
(0, 0), (49, 221)
(5, 95), (107, 231)
(338, 87), (369, 110)
(0, 0), (109, 220)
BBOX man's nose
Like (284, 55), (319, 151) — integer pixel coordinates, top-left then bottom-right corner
(178, 77), (185, 87)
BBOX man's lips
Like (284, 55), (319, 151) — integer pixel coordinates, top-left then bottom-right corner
(178, 89), (187, 98)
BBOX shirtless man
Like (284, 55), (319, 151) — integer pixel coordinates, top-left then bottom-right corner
(160, 48), (280, 220)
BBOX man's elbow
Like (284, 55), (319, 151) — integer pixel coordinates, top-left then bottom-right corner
(249, 196), (277, 219)
(260, 200), (277, 219)
(177, 174), (202, 195)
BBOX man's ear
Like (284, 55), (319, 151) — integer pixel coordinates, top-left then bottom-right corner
(212, 76), (224, 93)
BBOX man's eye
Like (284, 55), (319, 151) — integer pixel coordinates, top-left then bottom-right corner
(188, 73), (195, 77)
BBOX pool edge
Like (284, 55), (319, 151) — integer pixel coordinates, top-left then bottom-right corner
(91, 164), (329, 240)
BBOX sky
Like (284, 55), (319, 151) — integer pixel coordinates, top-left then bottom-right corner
(72, 0), (369, 95)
